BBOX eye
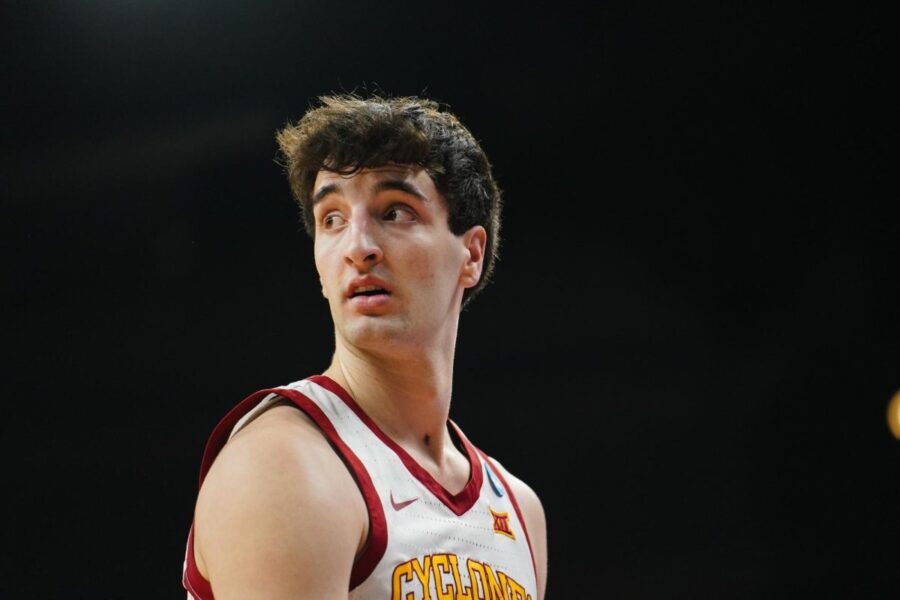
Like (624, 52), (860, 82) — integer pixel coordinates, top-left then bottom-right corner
(384, 204), (416, 223)
(321, 211), (346, 230)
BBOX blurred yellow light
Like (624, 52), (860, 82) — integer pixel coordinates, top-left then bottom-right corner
(888, 391), (900, 439)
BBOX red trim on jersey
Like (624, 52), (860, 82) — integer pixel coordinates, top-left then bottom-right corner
(183, 526), (212, 599)
(185, 389), (276, 600)
(196, 389), (276, 484)
(183, 383), (388, 597)
(272, 387), (387, 589)
(310, 375), (484, 516)
(478, 450), (538, 583)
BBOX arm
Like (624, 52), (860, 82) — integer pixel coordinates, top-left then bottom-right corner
(193, 405), (368, 599)
(497, 465), (548, 600)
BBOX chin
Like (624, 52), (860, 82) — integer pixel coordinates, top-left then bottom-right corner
(346, 321), (430, 355)
(343, 318), (403, 344)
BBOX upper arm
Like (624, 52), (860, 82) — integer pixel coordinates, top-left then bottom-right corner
(194, 406), (367, 600)
(498, 465), (548, 600)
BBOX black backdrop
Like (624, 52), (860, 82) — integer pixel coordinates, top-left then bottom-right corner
(3, 2), (895, 598)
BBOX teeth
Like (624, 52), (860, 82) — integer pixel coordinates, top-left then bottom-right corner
(352, 284), (388, 296)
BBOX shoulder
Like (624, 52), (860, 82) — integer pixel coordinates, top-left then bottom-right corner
(193, 403), (367, 598)
(491, 459), (548, 600)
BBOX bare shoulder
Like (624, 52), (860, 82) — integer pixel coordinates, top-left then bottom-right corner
(492, 460), (548, 600)
(194, 404), (367, 599)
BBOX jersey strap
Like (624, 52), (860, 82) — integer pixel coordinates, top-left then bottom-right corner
(270, 385), (388, 588)
(476, 449), (538, 583)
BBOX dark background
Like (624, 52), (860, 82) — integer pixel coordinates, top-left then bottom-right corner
(3, 2), (894, 598)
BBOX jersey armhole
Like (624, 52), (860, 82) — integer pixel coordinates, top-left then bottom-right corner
(185, 385), (388, 597)
(476, 450), (538, 583)
(273, 387), (388, 590)
(183, 525), (213, 600)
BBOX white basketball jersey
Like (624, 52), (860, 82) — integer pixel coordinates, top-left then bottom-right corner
(183, 375), (538, 600)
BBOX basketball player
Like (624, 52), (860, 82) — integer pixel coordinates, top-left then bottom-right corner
(182, 95), (547, 599)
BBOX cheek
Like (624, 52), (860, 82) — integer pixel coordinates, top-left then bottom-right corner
(410, 246), (447, 277)
(313, 247), (336, 291)
(416, 246), (463, 290)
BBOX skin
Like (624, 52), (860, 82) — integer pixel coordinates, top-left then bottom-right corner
(194, 165), (547, 599)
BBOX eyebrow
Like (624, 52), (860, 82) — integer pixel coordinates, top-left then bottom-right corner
(312, 183), (339, 205)
(311, 178), (430, 206)
(373, 179), (429, 202)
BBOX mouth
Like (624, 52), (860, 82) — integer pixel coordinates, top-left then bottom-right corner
(350, 285), (391, 299)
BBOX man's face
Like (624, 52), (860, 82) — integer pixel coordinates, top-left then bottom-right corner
(311, 165), (485, 355)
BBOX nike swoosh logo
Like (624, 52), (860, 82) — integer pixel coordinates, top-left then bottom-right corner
(390, 491), (419, 511)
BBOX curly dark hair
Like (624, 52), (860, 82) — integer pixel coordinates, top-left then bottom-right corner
(276, 94), (502, 307)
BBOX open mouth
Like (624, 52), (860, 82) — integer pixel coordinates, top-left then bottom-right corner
(351, 285), (390, 298)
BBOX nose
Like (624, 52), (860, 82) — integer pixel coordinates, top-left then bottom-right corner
(344, 214), (383, 269)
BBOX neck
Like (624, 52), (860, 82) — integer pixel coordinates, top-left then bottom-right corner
(323, 333), (458, 464)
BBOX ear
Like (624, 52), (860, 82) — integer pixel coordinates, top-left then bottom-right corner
(459, 225), (487, 289)
(319, 277), (328, 298)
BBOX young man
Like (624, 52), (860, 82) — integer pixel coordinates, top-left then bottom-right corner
(182, 95), (547, 599)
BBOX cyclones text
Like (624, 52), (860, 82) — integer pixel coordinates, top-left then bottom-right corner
(391, 553), (532, 600)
